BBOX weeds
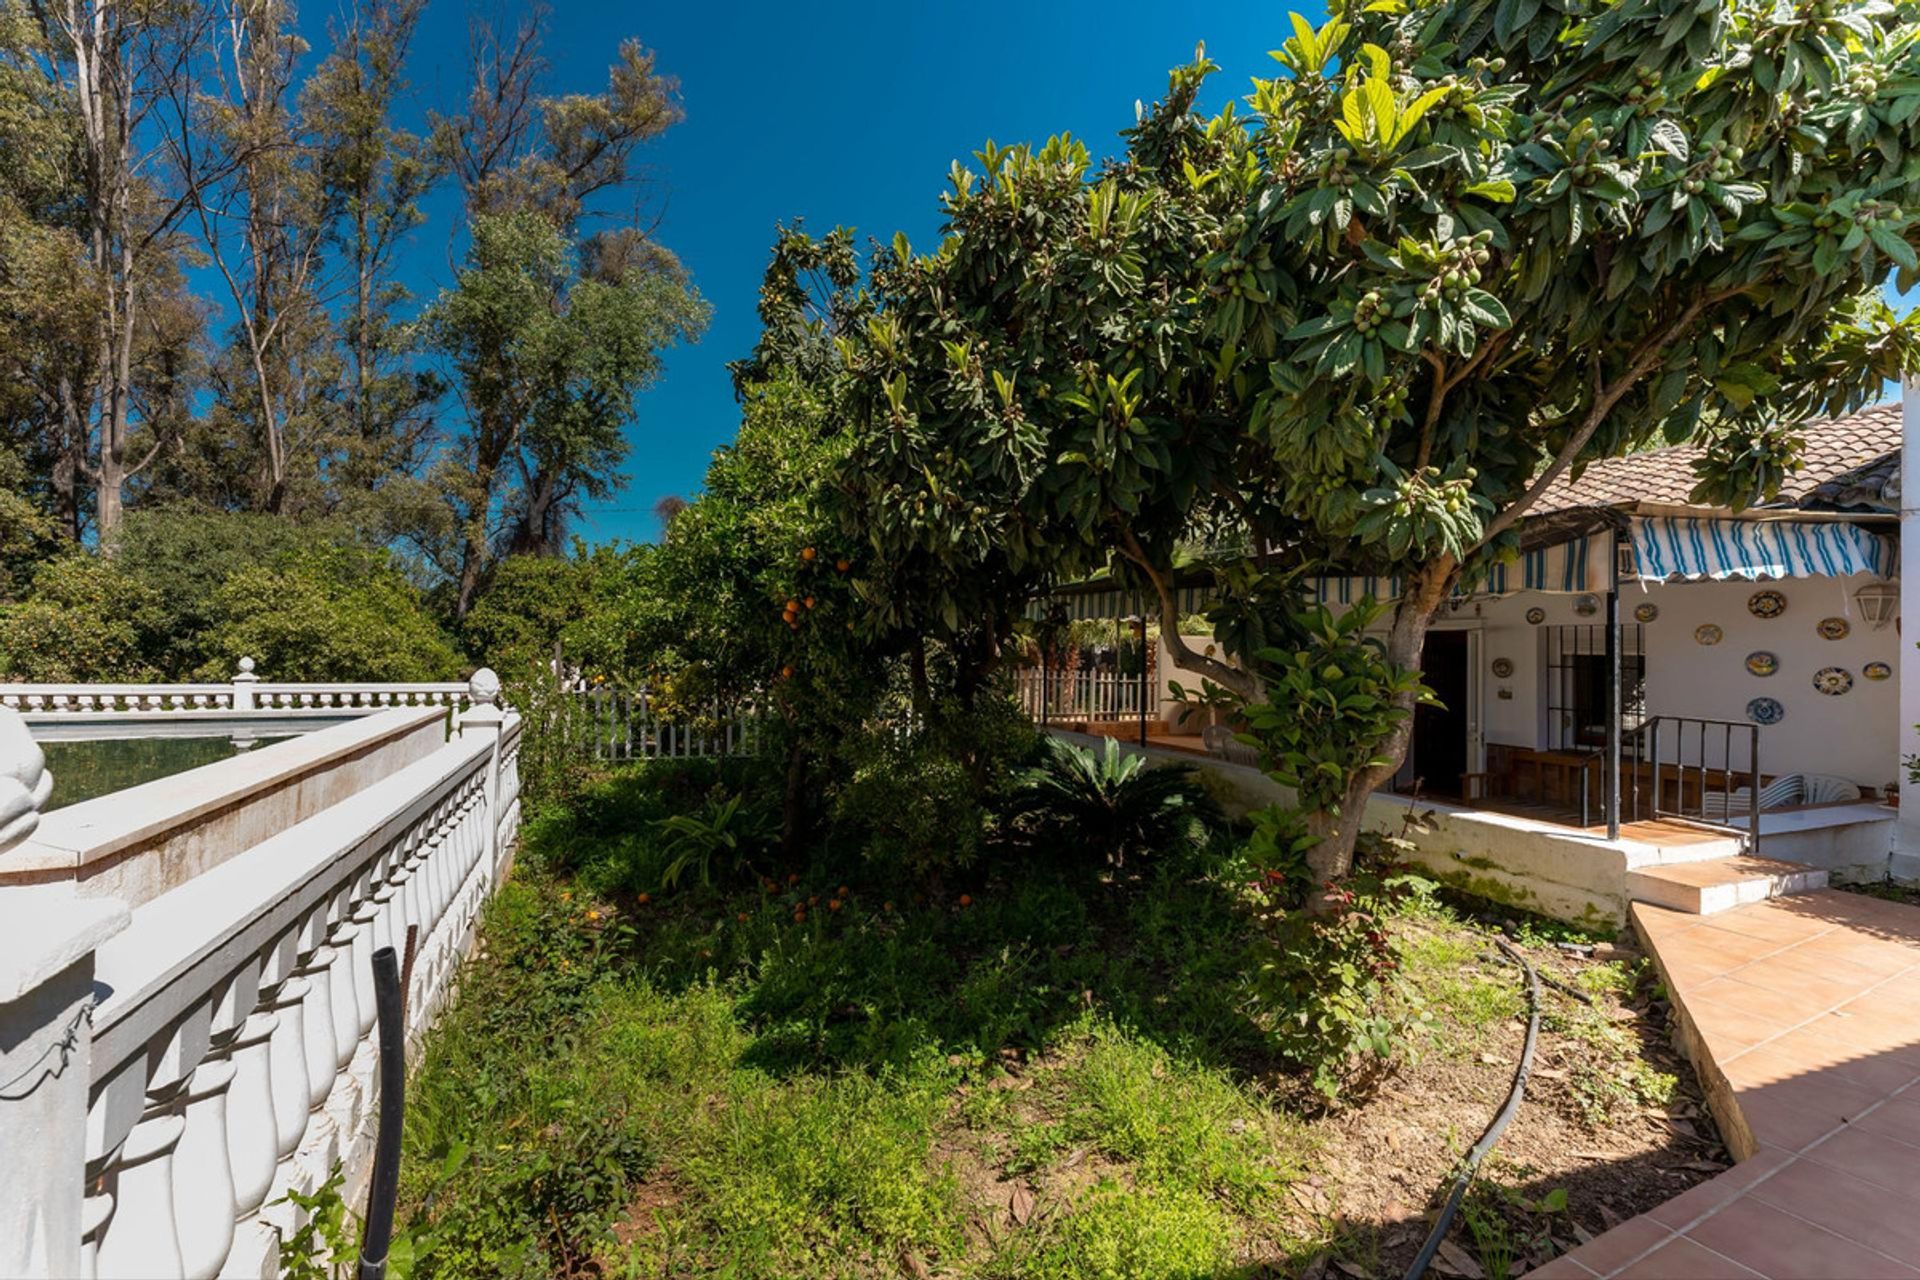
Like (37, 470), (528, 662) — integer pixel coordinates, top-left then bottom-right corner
(392, 762), (1703, 1278)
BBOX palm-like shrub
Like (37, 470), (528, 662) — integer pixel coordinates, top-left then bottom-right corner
(1015, 737), (1221, 867)
(654, 790), (776, 890)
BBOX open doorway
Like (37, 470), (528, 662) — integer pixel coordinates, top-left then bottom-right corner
(1401, 629), (1472, 799)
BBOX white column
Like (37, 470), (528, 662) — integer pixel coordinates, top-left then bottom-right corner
(264, 980), (311, 1161)
(170, 959), (256, 1280)
(172, 1058), (237, 1280)
(222, 1011), (279, 1217)
(1898, 377), (1920, 881)
(0, 707), (131, 1280)
(457, 669), (506, 875)
(95, 996), (213, 1280)
(229, 658), (258, 714)
(294, 947), (337, 1112)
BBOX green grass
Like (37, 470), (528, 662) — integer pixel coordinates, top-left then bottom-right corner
(388, 762), (1692, 1279)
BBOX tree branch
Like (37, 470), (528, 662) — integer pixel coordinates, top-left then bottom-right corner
(1474, 288), (1743, 550)
(1113, 523), (1260, 702)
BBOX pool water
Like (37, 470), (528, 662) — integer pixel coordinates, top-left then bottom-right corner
(39, 735), (294, 810)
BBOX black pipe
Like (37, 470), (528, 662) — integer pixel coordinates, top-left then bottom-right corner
(1402, 937), (1542, 1280)
(1604, 590), (1620, 840)
(358, 946), (406, 1280)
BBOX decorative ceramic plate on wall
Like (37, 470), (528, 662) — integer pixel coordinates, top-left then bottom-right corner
(1491, 657), (1515, 679)
(1864, 661), (1893, 681)
(1694, 623), (1723, 646)
(1745, 651), (1779, 677)
(1525, 607), (1546, 625)
(1574, 594), (1599, 617)
(1817, 616), (1852, 640)
(1813, 666), (1854, 696)
(1748, 589), (1787, 619)
(1634, 602), (1660, 623)
(1746, 696), (1785, 725)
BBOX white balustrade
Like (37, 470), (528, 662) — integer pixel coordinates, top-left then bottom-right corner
(0, 673), (522, 1279)
(2, 659), (473, 723)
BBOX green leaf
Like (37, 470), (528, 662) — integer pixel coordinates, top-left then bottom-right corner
(1460, 289), (1511, 328)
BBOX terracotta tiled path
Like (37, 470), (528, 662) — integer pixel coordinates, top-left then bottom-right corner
(1532, 890), (1920, 1278)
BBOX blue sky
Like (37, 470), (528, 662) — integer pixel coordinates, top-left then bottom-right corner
(383, 0), (1321, 544)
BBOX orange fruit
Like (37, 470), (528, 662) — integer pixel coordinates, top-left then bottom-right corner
(786, 598), (801, 612)
(802, 547), (817, 561)
(958, 894), (973, 908)
(808, 895), (819, 906)
(836, 558), (851, 573)
(804, 597), (816, 609)
(781, 665), (795, 679)
(838, 885), (849, 896)
(828, 899), (842, 912)
(793, 910), (806, 923)
(636, 892), (651, 905)
(883, 901), (895, 912)
(787, 874), (800, 885)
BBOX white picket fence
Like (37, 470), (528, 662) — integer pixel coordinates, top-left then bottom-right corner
(1014, 669), (1147, 723)
(561, 686), (763, 761)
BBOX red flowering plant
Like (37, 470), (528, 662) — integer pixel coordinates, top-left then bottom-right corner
(1243, 804), (1433, 1099)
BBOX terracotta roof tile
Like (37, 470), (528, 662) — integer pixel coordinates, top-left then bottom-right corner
(1535, 401), (1901, 513)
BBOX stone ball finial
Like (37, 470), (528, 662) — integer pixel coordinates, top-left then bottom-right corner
(0, 705), (52, 855)
(468, 667), (502, 706)
(238, 656), (257, 675)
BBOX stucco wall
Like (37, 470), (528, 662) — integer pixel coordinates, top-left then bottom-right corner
(1474, 574), (1900, 789)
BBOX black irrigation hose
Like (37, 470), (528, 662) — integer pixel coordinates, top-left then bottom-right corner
(1402, 938), (1543, 1280)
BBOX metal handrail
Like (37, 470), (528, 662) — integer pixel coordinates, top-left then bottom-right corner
(1637, 715), (1762, 853)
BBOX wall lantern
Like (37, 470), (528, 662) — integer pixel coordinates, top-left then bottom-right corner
(1854, 580), (1899, 630)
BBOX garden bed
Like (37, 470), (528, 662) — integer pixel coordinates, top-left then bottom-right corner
(390, 764), (1724, 1279)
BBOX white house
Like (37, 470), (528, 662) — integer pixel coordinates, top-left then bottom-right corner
(1040, 386), (1920, 906)
(1365, 397), (1909, 875)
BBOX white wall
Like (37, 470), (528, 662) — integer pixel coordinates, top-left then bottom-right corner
(1152, 566), (1903, 790)
(1476, 575), (1900, 789)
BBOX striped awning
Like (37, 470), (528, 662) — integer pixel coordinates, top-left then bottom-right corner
(1026, 582), (1214, 622)
(1630, 516), (1894, 583)
(1311, 530), (1613, 603)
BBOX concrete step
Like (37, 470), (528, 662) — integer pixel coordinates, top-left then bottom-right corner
(1623, 832), (1750, 867)
(1625, 856), (1828, 915)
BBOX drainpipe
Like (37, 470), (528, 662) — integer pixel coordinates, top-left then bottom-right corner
(1895, 378), (1920, 881)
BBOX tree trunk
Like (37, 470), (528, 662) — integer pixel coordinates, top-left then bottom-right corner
(908, 635), (930, 720)
(1114, 525), (1259, 703)
(95, 448), (123, 543)
(1301, 556), (1455, 911)
(455, 530), (486, 619)
(52, 377), (83, 541)
(780, 738), (807, 859)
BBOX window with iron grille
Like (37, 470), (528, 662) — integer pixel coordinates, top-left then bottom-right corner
(1544, 623), (1644, 750)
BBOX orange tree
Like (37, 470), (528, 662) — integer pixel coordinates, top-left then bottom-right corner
(838, 0), (1920, 897)
(629, 232), (905, 852)
(635, 371), (880, 852)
